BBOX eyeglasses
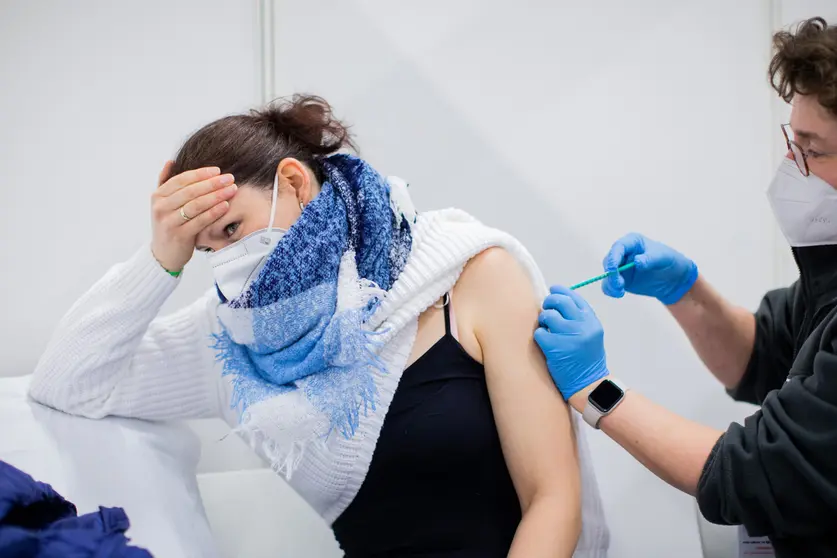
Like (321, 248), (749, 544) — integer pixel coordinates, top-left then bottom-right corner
(782, 124), (812, 176)
(781, 123), (837, 177)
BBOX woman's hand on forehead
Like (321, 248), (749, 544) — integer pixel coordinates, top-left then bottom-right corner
(149, 163), (239, 272)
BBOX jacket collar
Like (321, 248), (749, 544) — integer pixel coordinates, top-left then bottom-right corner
(792, 245), (837, 301)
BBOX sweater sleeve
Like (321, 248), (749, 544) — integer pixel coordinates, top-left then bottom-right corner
(728, 283), (800, 405)
(696, 332), (837, 537)
(29, 246), (224, 421)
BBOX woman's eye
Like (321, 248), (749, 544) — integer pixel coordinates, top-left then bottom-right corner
(224, 222), (240, 238)
(808, 149), (825, 159)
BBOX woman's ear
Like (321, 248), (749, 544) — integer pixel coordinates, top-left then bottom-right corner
(276, 158), (315, 202)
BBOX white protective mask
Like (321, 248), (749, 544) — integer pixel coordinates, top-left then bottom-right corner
(768, 158), (837, 247)
(207, 173), (287, 300)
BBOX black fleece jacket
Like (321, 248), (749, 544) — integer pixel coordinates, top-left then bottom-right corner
(697, 245), (837, 558)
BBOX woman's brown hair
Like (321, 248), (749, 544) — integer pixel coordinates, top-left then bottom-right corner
(769, 17), (837, 117)
(170, 94), (356, 187)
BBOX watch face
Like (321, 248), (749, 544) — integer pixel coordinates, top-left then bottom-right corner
(589, 380), (624, 413)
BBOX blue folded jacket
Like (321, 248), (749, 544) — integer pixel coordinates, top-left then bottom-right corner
(0, 460), (152, 557)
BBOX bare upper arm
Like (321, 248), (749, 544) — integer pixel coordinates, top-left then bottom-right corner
(455, 248), (580, 511)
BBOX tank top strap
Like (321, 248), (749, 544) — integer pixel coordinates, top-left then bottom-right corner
(442, 293), (452, 335)
(441, 292), (459, 340)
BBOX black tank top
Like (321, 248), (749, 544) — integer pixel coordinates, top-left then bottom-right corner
(332, 302), (522, 557)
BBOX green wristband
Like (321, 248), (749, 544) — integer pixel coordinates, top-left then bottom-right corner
(153, 253), (182, 278)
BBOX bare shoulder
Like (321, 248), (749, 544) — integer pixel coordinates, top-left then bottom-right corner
(457, 247), (537, 303)
(454, 247), (541, 346)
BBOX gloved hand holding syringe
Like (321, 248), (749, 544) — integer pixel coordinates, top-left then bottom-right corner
(537, 234), (700, 400)
(569, 262), (636, 291)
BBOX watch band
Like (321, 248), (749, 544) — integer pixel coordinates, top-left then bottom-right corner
(582, 377), (628, 429)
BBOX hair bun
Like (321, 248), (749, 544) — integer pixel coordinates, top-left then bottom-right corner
(253, 94), (354, 156)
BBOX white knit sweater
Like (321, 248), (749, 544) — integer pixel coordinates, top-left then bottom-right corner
(29, 210), (609, 556)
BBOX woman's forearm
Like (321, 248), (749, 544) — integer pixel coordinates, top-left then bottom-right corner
(668, 275), (756, 390)
(508, 495), (581, 558)
(29, 246), (221, 421)
(31, 247), (177, 414)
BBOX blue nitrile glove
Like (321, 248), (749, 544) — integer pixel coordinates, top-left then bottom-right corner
(534, 285), (609, 400)
(602, 233), (698, 305)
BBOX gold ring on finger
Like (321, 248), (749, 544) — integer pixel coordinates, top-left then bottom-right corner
(179, 206), (193, 221)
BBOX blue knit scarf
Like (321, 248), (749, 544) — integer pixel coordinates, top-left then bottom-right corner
(212, 155), (415, 462)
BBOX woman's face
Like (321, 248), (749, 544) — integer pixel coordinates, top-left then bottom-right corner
(195, 159), (319, 253)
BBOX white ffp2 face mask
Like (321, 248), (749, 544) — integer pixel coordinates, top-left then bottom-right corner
(207, 173), (287, 300)
(768, 158), (837, 247)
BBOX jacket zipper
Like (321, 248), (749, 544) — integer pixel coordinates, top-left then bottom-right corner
(792, 249), (809, 362)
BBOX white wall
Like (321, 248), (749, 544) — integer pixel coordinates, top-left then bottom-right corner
(271, 1), (782, 556)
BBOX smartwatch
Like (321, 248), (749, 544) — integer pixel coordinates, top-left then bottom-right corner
(582, 377), (628, 429)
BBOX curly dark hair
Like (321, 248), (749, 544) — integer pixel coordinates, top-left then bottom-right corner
(769, 17), (837, 117)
